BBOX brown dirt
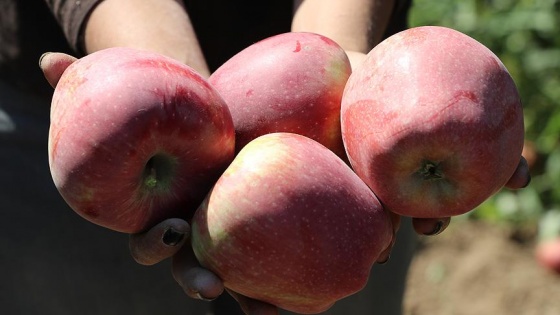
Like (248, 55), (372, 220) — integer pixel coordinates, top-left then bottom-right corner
(403, 220), (560, 315)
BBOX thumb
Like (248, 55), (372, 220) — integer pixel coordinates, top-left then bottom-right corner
(39, 52), (78, 88)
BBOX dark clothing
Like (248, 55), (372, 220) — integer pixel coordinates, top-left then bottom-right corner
(1, 0), (411, 101)
(0, 1), (415, 314)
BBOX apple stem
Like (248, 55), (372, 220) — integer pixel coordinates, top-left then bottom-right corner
(420, 161), (443, 180)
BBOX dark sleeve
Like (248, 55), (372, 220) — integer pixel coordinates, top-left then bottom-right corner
(43, 0), (104, 55)
(382, 0), (412, 40)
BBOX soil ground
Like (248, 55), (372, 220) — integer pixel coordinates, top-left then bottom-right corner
(403, 220), (560, 315)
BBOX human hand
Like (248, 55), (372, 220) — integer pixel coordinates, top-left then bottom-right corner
(39, 49), (530, 313)
(39, 52), (78, 88)
(129, 218), (279, 314)
(128, 219), (224, 299)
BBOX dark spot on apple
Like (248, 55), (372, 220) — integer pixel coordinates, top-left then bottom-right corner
(294, 40), (302, 53)
(246, 89), (254, 97)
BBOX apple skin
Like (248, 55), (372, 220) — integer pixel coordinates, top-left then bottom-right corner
(48, 47), (235, 233)
(535, 238), (560, 274)
(208, 32), (351, 159)
(191, 133), (392, 314)
(341, 26), (525, 218)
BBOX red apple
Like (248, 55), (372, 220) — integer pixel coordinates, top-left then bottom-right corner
(191, 133), (393, 314)
(535, 210), (560, 274)
(341, 26), (525, 218)
(48, 47), (235, 233)
(536, 238), (560, 274)
(209, 32), (351, 158)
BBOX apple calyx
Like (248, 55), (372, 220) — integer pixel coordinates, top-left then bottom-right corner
(419, 160), (444, 181)
(142, 154), (177, 193)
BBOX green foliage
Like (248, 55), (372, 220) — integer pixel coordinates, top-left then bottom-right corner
(409, 0), (560, 233)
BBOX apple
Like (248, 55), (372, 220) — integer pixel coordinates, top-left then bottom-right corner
(340, 26), (525, 218)
(536, 238), (560, 274)
(191, 133), (393, 314)
(208, 32), (351, 159)
(535, 210), (560, 274)
(48, 47), (235, 234)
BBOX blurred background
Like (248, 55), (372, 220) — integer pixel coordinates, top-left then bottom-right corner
(402, 1), (560, 314)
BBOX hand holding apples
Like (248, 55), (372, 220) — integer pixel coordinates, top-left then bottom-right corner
(41, 26), (532, 315)
(40, 50), (282, 314)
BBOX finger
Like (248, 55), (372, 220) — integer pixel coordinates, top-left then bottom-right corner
(412, 217), (451, 236)
(505, 156), (531, 189)
(38, 52), (77, 88)
(376, 241), (394, 265)
(227, 289), (279, 315)
(377, 211), (401, 264)
(172, 244), (224, 300)
(129, 218), (190, 266)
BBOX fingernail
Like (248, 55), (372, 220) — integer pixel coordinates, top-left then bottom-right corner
(162, 228), (185, 246)
(190, 291), (216, 302)
(39, 52), (51, 67)
(377, 254), (390, 264)
(424, 220), (444, 236)
(198, 293), (215, 302)
(376, 243), (393, 264)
